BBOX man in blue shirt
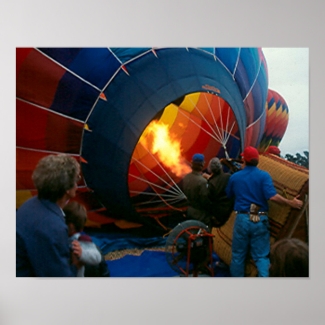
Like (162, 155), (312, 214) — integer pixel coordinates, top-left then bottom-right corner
(226, 146), (303, 277)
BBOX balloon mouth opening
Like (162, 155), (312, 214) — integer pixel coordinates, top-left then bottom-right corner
(127, 91), (239, 217)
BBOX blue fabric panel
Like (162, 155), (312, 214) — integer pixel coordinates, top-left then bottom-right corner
(38, 48), (83, 66)
(240, 48), (260, 87)
(199, 48), (216, 55)
(234, 65), (249, 99)
(39, 48), (121, 90)
(50, 72), (99, 121)
(268, 97), (275, 108)
(214, 48), (240, 74)
(251, 71), (268, 121)
(109, 48), (152, 64)
(67, 48), (121, 89)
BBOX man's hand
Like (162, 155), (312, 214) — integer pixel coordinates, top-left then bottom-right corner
(291, 196), (303, 209)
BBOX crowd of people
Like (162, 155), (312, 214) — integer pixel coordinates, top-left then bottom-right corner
(181, 147), (308, 277)
(16, 147), (308, 277)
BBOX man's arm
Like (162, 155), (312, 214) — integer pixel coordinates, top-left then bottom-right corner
(269, 194), (303, 209)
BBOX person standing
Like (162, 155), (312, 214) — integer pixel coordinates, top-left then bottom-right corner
(182, 153), (211, 227)
(206, 157), (234, 227)
(16, 154), (82, 277)
(225, 146), (303, 277)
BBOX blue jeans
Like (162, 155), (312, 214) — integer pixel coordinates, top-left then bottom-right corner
(230, 213), (270, 277)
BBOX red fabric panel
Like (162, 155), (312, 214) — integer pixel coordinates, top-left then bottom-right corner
(16, 48), (33, 79)
(86, 210), (116, 225)
(16, 99), (84, 153)
(16, 49), (65, 108)
(16, 148), (49, 190)
(16, 148), (81, 190)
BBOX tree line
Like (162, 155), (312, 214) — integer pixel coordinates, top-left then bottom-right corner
(284, 151), (309, 169)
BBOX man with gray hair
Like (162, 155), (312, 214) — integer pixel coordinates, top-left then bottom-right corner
(206, 157), (234, 227)
(16, 154), (83, 277)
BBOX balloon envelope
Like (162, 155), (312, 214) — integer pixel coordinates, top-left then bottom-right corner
(16, 47), (269, 225)
(258, 88), (289, 154)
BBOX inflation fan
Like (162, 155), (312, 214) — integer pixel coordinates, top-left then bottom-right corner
(165, 220), (215, 277)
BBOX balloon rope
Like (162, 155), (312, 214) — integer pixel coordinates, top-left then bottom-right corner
(203, 94), (225, 142)
(16, 146), (80, 156)
(186, 95), (224, 144)
(130, 172), (186, 211)
(130, 148), (187, 210)
(246, 108), (266, 129)
(132, 196), (186, 207)
(131, 153), (183, 196)
(36, 48), (102, 92)
(205, 93), (228, 144)
(129, 171), (181, 197)
(233, 48), (241, 77)
(184, 94), (235, 149)
(177, 107), (221, 144)
(243, 59), (262, 101)
(17, 98), (85, 123)
(129, 189), (185, 199)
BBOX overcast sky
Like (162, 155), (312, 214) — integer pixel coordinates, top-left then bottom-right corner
(262, 48), (309, 156)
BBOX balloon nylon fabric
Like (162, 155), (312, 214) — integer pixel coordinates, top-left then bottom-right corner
(16, 47), (269, 224)
(81, 48), (246, 220)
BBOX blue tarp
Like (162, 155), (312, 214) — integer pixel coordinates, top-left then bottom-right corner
(107, 250), (230, 277)
(88, 230), (230, 277)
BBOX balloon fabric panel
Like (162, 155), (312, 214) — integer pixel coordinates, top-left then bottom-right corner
(258, 89), (289, 153)
(16, 48), (33, 78)
(16, 99), (84, 153)
(38, 48), (121, 90)
(109, 48), (152, 64)
(16, 148), (50, 190)
(16, 50), (66, 110)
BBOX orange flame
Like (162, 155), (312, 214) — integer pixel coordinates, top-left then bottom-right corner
(140, 120), (191, 177)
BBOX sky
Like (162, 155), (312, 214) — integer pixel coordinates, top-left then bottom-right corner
(261, 48), (309, 156)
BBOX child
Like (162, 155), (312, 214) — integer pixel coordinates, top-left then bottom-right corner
(63, 201), (110, 277)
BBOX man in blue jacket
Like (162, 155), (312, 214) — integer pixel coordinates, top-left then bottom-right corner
(16, 154), (83, 277)
(226, 146), (303, 277)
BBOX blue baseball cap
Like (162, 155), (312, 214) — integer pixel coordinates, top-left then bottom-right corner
(192, 153), (205, 163)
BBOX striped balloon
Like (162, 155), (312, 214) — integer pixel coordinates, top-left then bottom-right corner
(258, 89), (289, 153)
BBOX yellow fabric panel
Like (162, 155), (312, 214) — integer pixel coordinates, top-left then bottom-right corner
(179, 93), (200, 112)
(16, 191), (33, 209)
(160, 104), (178, 126)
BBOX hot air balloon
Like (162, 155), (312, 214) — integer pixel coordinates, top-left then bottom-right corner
(258, 88), (289, 154)
(16, 47), (269, 227)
